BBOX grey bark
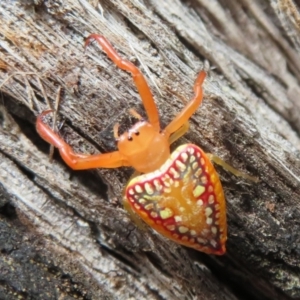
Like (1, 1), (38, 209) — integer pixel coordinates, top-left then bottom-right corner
(0, 0), (300, 299)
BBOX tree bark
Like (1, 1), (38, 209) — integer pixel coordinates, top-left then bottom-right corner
(0, 0), (300, 299)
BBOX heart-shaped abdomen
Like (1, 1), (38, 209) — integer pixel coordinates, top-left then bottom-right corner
(125, 144), (227, 255)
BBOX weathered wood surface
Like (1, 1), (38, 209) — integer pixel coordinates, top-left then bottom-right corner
(0, 0), (300, 299)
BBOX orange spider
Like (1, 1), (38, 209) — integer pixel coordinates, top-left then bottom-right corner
(37, 34), (227, 254)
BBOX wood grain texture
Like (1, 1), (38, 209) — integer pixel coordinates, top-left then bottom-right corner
(0, 0), (300, 299)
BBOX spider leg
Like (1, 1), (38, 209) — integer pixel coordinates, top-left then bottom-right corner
(165, 71), (206, 136)
(85, 34), (160, 131)
(168, 122), (189, 145)
(122, 169), (148, 229)
(123, 197), (148, 230)
(206, 153), (259, 182)
(36, 110), (128, 170)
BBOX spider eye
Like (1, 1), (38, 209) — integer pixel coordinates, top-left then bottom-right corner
(128, 136), (133, 141)
(135, 131), (140, 136)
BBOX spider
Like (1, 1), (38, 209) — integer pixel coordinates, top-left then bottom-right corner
(36, 34), (256, 255)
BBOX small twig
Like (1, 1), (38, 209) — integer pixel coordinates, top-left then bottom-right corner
(0, 72), (51, 110)
(36, 77), (52, 111)
(49, 86), (62, 161)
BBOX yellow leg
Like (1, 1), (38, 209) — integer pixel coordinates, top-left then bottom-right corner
(123, 198), (148, 231)
(168, 122), (190, 145)
(206, 153), (259, 182)
(123, 170), (148, 230)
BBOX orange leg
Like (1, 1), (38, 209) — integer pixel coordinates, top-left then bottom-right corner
(85, 34), (160, 131)
(165, 71), (206, 136)
(36, 110), (128, 170)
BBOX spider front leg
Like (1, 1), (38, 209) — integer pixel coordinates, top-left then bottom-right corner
(85, 34), (160, 131)
(36, 110), (128, 170)
(165, 70), (206, 136)
(165, 71), (257, 182)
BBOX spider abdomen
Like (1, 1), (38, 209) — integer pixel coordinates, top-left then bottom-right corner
(125, 144), (227, 255)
